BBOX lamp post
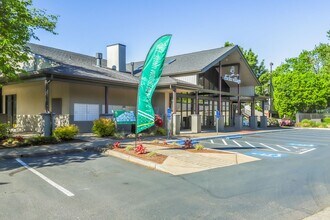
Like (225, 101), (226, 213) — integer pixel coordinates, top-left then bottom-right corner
(269, 62), (273, 118)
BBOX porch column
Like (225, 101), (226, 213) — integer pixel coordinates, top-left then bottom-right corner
(104, 86), (109, 114)
(41, 79), (54, 137)
(218, 62), (225, 131)
(172, 87), (180, 135)
(191, 91), (201, 133)
(45, 79), (51, 113)
(195, 92), (199, 114)
(260, 100), (267, 128)
(249, 98), (258, 129)
(235, 65), (242, 130)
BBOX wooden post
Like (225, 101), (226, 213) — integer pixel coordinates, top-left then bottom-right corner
(172, 87), (177, 114)
(237, 64), (241, 115)
(195, 92), (199, 114)
(45, 79), (51, 113)
(218, 62), (222, 112)
(105, 86), (109, 114)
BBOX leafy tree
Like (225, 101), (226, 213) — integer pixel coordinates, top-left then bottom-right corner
(0, 0), (58, 81)
(272, 30), (330, 118)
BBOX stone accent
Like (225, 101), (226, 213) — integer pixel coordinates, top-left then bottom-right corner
(249, 116), (258, 129)
(235, 115), (243, 130)
(54, 114), (70, 128)
(260, 116), (268, 128)
(15, 114), (70, 133)
(191, 114), (201, 133)
(16, 115), (43, 133)
(172, 114), (181, 135)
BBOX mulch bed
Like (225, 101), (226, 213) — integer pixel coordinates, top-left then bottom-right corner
(112, 148), (168, 164)
(0, 139), (87, 149)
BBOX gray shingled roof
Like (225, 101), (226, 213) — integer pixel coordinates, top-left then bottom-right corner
(26, 43), (203, 89)
(127, 46), (236, 76)
(27, 43), (139, 83)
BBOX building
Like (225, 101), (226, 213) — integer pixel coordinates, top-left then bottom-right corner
(0, 43), (268, 134)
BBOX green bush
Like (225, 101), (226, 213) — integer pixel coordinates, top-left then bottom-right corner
(268, 118), (279, 127)
(322, 117), (330, 123)
(113, 132), (124, 139)
(92, 118), (116, 137)
(125, 145), (134, 152)
(147, 151), (157, 157)
(194, 144), (205, 150)
(26, 136), (59, 145)
(53, 125), (79, 140)
(0, 123), (10, 140)
(155, 127), (166, 136)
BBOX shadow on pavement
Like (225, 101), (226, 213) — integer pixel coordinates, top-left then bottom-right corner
(0, 151), (105, 172)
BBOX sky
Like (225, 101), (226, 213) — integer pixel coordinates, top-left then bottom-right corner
(31, 0), (330, 68)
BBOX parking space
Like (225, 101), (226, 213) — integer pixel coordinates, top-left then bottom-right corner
(1, 129), (330, 219)
(199, 129), (330, 159)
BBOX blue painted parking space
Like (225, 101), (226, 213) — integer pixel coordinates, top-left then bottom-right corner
(198, 129), (330, 159)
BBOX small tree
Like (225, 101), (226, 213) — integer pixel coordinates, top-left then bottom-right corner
(0, 0), (58, 81)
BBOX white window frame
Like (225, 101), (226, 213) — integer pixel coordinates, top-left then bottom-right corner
(74, 103), (99, 121)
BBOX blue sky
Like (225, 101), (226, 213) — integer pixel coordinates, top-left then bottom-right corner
(31, 0), (330, 68)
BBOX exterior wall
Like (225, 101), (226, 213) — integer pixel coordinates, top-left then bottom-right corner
(2, 81), (44, 115)
(2, 80), (167, 133)
(230, 86), (255, 96)
(174, 75), (197, 85)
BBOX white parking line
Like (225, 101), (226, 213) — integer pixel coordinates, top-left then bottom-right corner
(299, 148), (316, 154)
(222, 139), (228, 145)
(233, 140), (243, 147)
(276, 145), (291, 152)
(260, 143), (279, 152)
(16, 158), (74, 197)
(245, 141), (256, 148)
(210, 140), (214, 144)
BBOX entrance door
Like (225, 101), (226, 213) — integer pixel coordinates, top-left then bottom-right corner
(52, 98), (62, 114)
(5, 94), (17, 126)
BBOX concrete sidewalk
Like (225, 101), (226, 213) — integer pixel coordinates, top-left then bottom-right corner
(304, 207), (330, 220)
(0, 128), (290, 160)
(0, 137), (111, 160)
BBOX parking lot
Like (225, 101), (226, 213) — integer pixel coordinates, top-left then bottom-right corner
(1, 129), (330, 220)
(200, 129), (328, 159)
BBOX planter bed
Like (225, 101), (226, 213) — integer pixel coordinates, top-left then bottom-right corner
(112, 147), (168, 164)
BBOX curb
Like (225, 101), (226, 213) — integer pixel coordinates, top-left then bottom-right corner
(167, 128), (292, 142)
(104, 150), (169, 174)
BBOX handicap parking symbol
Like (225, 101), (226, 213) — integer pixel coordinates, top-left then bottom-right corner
(247, 151), (287, 158)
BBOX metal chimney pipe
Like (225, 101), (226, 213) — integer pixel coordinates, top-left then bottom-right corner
(96, 53), (102, 67)
(131, 62), (134, 75)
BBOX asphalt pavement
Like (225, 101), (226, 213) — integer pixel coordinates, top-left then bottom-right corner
(1, 129), (330, 220)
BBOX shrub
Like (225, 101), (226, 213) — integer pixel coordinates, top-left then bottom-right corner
(0, 123), (10, 140)
(125, 145), (134, 152)
(268, 118), (279, 127)
(147, 151), (157, 157)
(25, 136), (59, 146)
(154, 114), (163, 127)
(322, 117), (330, 123)
(92, 118), (115, 137)
(184, 139), (193, 149)
(194, 144), (205, 150)
(156, 127), (166, 136)
(112, 141), (120, 149)
(134, 144), (147, 154)
(113, 132), (124, 139)
(53, 125), (79, 140)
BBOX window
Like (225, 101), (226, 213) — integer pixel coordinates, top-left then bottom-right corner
(74, 103), (99, 121)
